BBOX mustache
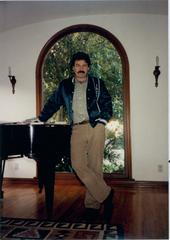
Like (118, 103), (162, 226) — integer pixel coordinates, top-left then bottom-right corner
(78, 71), (85, 73)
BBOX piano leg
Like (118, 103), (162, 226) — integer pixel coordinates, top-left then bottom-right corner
(37, 157), (56, 218)
(0, 159), (6, 199)
(37, 161), (44, 193)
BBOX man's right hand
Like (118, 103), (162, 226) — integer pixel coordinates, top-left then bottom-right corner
(23, 117), (42, 124)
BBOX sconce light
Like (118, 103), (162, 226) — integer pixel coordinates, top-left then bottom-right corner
(153, 56), (161, 88)
(8, 67), (16, 94)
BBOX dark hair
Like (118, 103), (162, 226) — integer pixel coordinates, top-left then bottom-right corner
(70, 52), (91, 67)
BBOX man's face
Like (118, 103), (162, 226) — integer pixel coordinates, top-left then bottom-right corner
(73, 59), (89, 83)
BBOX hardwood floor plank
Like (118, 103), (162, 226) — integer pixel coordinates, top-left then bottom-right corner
(1, 181), (168, 239)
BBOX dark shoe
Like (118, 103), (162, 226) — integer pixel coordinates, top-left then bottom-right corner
(103, 189), (114, 223)
(83, 208), (99, 222)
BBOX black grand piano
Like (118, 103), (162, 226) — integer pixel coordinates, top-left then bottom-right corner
(0, 122), (71, 216)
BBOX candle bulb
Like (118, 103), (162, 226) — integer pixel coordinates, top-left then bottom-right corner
(8, 66), (11, 76)
(156, 56), (159, 66)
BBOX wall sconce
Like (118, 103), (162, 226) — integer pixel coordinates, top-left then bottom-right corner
(153, 56), (161, 88)
(8, 67), (16, 94)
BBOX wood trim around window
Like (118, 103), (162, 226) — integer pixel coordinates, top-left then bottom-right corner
(35, 24), (132, 179)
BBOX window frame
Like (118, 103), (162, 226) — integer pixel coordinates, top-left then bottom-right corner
(36, 24), (132, 179)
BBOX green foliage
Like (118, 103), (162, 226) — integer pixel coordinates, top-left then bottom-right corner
(42, 32), (124, 173)
(103, 138), (124, 173)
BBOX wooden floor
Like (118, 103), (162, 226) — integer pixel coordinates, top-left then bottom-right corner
(1, 180), (168, 239)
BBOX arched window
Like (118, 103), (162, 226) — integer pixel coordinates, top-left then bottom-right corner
(36, 24), (132, 179)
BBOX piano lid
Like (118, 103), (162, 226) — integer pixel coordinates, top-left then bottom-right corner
(0, 121), (69, 126)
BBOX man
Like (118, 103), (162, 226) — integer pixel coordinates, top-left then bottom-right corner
(38, 52), (114, 222)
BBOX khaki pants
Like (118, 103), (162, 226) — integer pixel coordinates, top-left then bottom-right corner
(71, 123), (111, 209)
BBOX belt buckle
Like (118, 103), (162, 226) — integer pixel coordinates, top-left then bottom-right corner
(81, 120), (88, 125)
(74, 120), (89, 125)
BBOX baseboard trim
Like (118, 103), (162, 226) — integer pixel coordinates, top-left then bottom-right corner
(3, 173), (168, 189)
(3, 177), (38, 185)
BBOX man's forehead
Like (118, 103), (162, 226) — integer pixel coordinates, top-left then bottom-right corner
(74, 59), (88, 65)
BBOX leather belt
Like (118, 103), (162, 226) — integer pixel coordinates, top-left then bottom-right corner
(74, 120), (89, 125)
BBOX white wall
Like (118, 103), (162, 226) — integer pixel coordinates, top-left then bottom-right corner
(0, 13), (168, 181)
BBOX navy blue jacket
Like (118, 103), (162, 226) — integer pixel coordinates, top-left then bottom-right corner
(39, 76), (113, 127)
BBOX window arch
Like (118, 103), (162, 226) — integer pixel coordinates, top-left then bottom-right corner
(36, 24), (132, 179)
